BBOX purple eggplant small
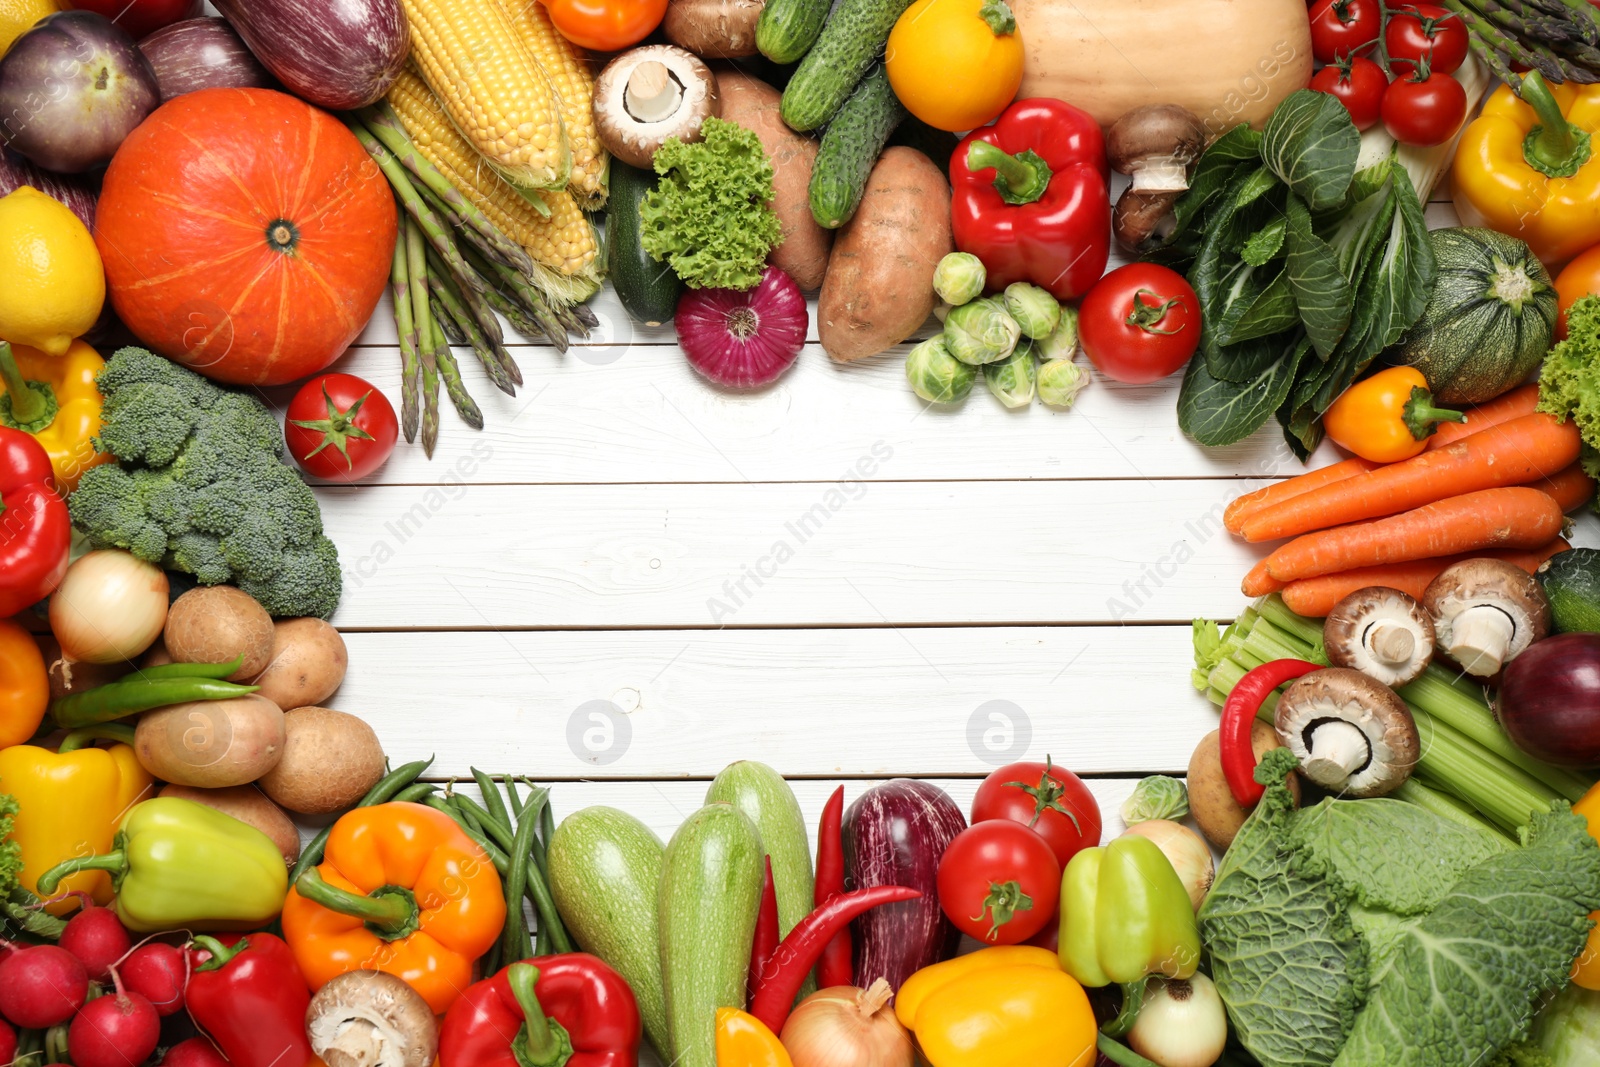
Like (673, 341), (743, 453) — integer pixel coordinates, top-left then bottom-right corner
(138, 17), (275, 102)
(211, 0), (409, 111)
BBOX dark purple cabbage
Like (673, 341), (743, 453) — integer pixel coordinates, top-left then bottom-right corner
(0, 149), (97, 230)
(137, 17), (275, 101)
(211, 0), (409, 111)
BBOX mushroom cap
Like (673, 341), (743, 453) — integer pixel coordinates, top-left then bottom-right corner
(1274, 668), (1419, 798)
(1423, 558), (1551, 668)
(306, 970), (437, 1067)
(593, 44), (720, 170)
(1106, 104), (1208, 183)
(1323, 586), (1435, 687)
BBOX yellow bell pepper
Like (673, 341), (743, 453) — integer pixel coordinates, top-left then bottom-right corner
(1571, 782), (1600, 989)
(895, 947), (1097, 1067)
(0, 725), (155, 915)
(1454, 72), (1600, 269)
(715, 1007), (792, 1067)
(0, 338), (108, 492)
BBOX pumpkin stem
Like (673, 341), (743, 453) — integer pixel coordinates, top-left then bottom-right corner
(265, 219), (301, 255)
(979, 0), (1016, 35)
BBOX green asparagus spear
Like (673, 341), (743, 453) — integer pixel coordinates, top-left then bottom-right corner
(431, 317), (485, 431)
(404, 218), (441, 457)
(390, 226), (421, 444)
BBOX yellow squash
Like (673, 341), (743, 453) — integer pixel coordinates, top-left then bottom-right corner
(886, 0), (1024, 133)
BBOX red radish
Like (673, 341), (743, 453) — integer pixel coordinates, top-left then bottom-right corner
(119, 942), (187, 1016)
(0, 943), (88, 1027)
(59, 905), (132, 982)
(161, 1037), (229, 1067)
(676, 265), (808, 389)
(69, 988), (161, 1067)
(0, 1018), (14, 1065)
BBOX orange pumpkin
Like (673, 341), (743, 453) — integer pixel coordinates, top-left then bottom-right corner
(95, 88), (397, 387)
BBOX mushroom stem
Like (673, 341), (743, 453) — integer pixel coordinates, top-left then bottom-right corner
(1448, 606), (1516, 676)
(1128, 159), (1191, 193)
(1303, 720), (1371, 782)
(1368, 623), (1417, 667)
(320, 1019), (391, 1067)
(624, 61), (683, 123)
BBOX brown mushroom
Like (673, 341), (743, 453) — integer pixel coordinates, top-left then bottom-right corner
(592, 45), (720, 170)
(1323, 586), (1435, 687)
(1423, 558), (1552, 677)
(1106, 104), (1208, 252)
(663, 0), (765, 58)
(1188, 724), (1300, 850)
(1274, 668), (1419, 798)
(306, 971), (437, 1067)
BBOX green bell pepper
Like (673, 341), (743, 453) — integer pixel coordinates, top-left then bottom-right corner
(1058, 834), (1200, 988)
(37, 797), (287, 932)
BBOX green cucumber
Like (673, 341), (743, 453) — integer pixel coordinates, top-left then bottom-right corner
(780, 0), (918, 131)
(757, 0), (829, 64)
(606, 161), (682, 327)
(546, 807), (669, 1056)
(809, 67), (906, 229)
(660, 803), (764, 1067)
(1541, 548), (1600, 634)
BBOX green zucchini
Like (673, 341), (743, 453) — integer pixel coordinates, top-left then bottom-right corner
(606, 161), (682, 327)
(660, 803), (764, 1067)
(757, 0), (829, 64)
(1541, 548), (1600, 634)
(1389, 227), (1558, 405)
(809, 67), (906, 229)
(546, 807), (670, 1056)
(780, 0), (918, 131)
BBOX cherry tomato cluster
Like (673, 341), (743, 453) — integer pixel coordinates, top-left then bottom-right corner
(1307, 0), (1470, 147)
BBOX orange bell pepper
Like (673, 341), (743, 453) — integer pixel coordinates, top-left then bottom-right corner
(0, 620), (47, 749)
(1571, 783), (1600, 989)
(715, 1007), (792, 1067)
(281, 801), (506, 1014)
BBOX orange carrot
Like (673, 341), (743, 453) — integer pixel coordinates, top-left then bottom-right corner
(1223, 458), (1379, 535)
(1264, 487), (1565, 582)
(1424, 384), (1541, 452)
(1241, 413), (1580, 543)
(1279, 539), (1570, 617)
(1524, 462), (1596, 513)
(1241, 559), (1287, 597)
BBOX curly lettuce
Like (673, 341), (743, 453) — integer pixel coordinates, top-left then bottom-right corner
(1537, 294), (1600, 484)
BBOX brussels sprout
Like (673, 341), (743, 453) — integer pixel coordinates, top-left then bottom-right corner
(1038, 358), (1089, 409)
(1003, 282), (1061, 340)
(905, 336), (975, 404)
(933, 252), (986, 306)
(944, 297), (1022, 366)
(1120, 775), (1190, 825)
(1035, 305), (1079, 362)
(983, 342), (1036, 409)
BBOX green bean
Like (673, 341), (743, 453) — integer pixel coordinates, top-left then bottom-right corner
(425, 797), (511, 873)
(501, 784), (540, 960)
(51, 677), (259, 730)
(471, 768), (512, 830)
(517, 784), (573, 954)
(451, 796), (515, 852)
(290, 757), (433, 884)
(393, 782), (438, 804)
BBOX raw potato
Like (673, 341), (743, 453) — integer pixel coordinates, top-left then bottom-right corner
(159, 784), (300, 865)
(818, 147), (952, 362)
(164, 586), (274, 682)
(251, 618), (349, 711)
(1187, 725), (1300, 850)
(715, 70), (832, 290)
(664, 0), (764, 58)
(135, 694), (286, 788)
(259, 706), (386, 815)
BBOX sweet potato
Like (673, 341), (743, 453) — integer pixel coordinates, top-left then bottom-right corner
(818, 147), (952, 363)
(715, 69), (832, 289)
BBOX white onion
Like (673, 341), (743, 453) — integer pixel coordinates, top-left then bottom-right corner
(1121, 820), (1214, 910)
(1127, 975), (1228, 1067)
(780, 979), (914, 1067)
(49, 550), (169, 668)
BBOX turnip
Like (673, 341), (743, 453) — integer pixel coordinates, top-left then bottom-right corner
(59, 904), (132, 982)
(161, 1037), (229, 1066)
(119, 942), (186, 1016)
(69, 986), (160, 1067)
(0, 944), (88, 1028)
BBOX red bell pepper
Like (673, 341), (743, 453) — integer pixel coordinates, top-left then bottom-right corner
(439, 954), (642, 1067)
(186, 934), (318, 1067)
(950, 98), (1111, 301)
(0, 428), (70, 619)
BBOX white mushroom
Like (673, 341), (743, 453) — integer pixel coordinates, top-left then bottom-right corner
(306, 971), (437, 1067)
(1274, 668), (1419, 798)
(1422, 559), (1551, 677)
(1323, 586), (1435, 687)
(1106, 104), (1207, 252)
(592, 45), (721, 170)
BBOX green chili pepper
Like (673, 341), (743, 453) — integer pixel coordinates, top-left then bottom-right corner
(51, 675), (259, 730)
(120, 656), (245, 682)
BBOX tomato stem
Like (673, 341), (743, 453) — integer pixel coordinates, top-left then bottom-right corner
(1124, 290), (1186, 335)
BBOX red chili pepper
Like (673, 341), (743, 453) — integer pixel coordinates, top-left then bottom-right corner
(950, 98), (1111, 301)
(749, 885), (921, 1034)
(747, 856), (779, 1006)
(814, 784), (852, 989)
(0, 428), (70, 619)
(439, 953), (641, 1067)
(1221, 659), (1320, 807)
(185, 934), (317, 1067)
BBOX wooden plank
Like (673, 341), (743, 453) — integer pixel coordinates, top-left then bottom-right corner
(333, 626), (1217, 779)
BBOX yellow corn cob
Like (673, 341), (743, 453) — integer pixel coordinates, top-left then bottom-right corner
(498, 0), (607, 208)
(388, 67), (599, 302)
(400, 0), (571, 191)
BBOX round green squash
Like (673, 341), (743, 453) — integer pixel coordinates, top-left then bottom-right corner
(1389, 227), (1557, 405)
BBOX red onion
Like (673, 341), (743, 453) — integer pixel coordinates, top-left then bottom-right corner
(1496, 633), (1600, 766)
(211, 0), (409, 111)
(0, 150), (97, 230)
(138, 18), (275, 101)
(676, 265), (808, 389)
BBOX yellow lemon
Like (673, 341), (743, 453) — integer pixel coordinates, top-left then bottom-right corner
(0, 0), (58, 57)
(0, 186), (105, 356)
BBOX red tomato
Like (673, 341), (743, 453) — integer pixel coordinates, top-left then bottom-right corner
(284, 374), (399, 483)
(1078, 264), (1201, 384)
(1385, 3), (1469, 75)
(1382, 69), (1468, 147)
(1309, 57), (1388, 131)
(540, 0), (666, 51)
(971, 758), (1102, 868)
(1308, 0), (1381, 63)
(1556, 244), (1600, 339)
(936, 821), (1061, 945)
(65, 0), (203, 39)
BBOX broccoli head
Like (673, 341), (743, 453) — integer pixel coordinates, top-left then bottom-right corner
(69, 348), (344, 618)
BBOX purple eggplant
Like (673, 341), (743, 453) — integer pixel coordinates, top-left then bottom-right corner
(0, 11), (160, 174)
(0, 149), (97, 230)
(844, 779), (967, 992)
(137, 17), (274, 102)
(1497, 633), (1600, 766)
(211, 0), (409, 111)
